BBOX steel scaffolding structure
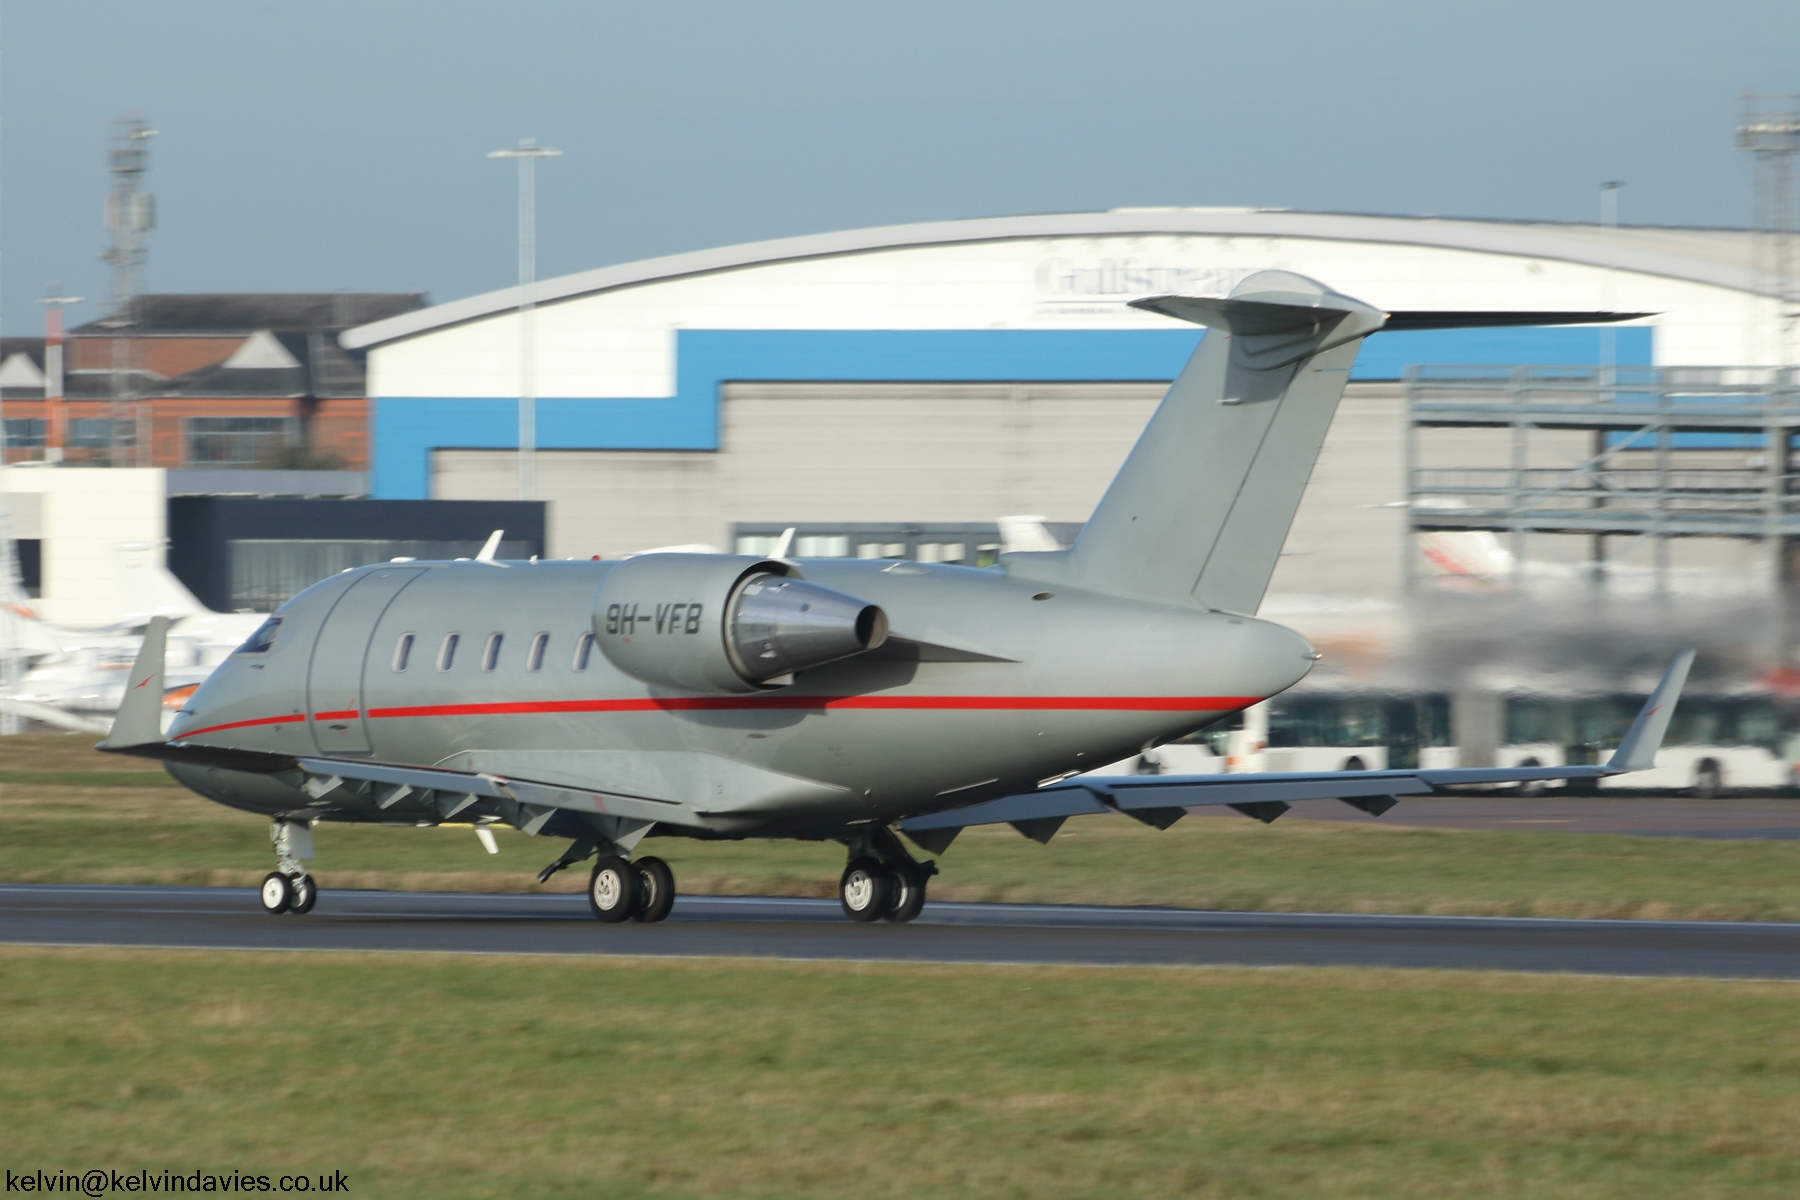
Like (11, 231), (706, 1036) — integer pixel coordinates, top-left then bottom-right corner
(1404, 363), (1800, 590)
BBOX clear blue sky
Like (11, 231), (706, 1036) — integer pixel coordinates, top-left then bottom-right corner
(2, 0), (1795, 336)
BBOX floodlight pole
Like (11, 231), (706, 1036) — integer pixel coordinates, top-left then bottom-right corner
(1599, 181), (1624, 375)
(487, 138), (562, 501)
(1597, 181), (1624, 586)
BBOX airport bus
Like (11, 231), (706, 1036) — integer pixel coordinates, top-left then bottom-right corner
(1111, 691), (1796, 796)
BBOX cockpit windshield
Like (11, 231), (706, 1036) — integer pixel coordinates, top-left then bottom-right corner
(237, 617), (283, 654)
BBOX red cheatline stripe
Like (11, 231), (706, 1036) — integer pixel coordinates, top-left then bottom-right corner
(169, 713), (306, 740)
(363, 695), (1260, 719)
(315, 709), (359, 721)
(170, 695), (1259, 742)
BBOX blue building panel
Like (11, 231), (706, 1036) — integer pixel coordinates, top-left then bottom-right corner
(1352, 325), (1652, 381)
(372, 325), (1656, 498)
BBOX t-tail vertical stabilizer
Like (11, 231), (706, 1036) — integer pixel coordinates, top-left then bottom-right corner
(1004, 270), (1384, 612)
(1004, 272), (1650, 613)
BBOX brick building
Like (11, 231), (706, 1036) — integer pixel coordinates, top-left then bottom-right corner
(0, 293), (422, 470)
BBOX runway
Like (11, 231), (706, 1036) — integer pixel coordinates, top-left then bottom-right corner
(4, 884), (1799, 978)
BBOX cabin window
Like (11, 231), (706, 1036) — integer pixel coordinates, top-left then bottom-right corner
(437, 633), (460, 671)
(236, 617), (282, 654)
(392, 633), (414, 672)
(527, 632), (549, 672)
(482, 632), (504, 672)
(573, 631), (595, 671)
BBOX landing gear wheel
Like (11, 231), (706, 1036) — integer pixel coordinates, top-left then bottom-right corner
(839, 858), (891, 923)
(883, 865), (927, 924)
(259, 872), (294, 915)
(291, 874), (318, 915)
(632, 856), (676, 924)
(588, 856), (639, 923)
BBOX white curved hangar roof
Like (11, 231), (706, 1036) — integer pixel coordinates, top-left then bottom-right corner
(345, 207), (1768, 354)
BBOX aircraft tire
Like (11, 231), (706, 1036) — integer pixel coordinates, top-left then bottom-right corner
(291, 874), (318, 915)
(839, 858), (890, 923)
(259, 872), (294, 915)
(633, 856), (676, 923)
(589, 856), (639, 923)
(883, 865), (927, 924)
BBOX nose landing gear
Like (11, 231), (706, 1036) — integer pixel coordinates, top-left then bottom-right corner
(261, 819), (319, 916)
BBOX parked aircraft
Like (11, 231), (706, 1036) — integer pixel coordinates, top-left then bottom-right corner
(100, 271), (1681, 923)
(1, 545), (263, 733)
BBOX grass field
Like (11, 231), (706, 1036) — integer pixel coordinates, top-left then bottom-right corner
(8, 733), (1800, 920)
(2, 947), (1795, 1198)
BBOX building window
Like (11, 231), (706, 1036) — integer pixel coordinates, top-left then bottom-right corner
(184, 416), (297, 467)
(438, 633), (460, 671)
(527, 632), (549, 672)
(481, 632), (503, 672)
(70, 417), (129, 448)
(915, 542), (966, 564)
(4, 418), (44, 449)
(392, 633), (414, 672)
(15, 540), (39, 598)
(795, 535), (850, 557)
(572, 632), (594, 671)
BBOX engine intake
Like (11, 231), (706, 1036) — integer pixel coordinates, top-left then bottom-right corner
(594, 554), (888, 693)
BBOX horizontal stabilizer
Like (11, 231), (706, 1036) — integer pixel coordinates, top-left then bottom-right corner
(1127, 289), (1385, 369)
(1381, 310), (1655, 330)
(1132, 297), (1653, 335)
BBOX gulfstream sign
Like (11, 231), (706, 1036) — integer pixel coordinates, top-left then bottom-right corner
(1035, 258), (1251, 300)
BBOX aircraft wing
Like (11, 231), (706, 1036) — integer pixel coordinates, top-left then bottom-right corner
(898, 651), (1694, 854)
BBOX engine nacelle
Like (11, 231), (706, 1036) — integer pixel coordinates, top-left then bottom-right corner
(594, 554), (888, 693)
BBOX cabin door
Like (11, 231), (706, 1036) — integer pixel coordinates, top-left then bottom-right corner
(307, 568), (426, 754)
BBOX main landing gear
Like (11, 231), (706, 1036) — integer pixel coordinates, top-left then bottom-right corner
(838, 828), (934, 924)
(538, 833), (678, 925)
(587, 855), (677, 924)
(261, 819), (319, 916)
(260, 870), (317, 915)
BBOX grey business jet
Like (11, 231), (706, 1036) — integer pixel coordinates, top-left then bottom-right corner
(99, 271), (1685, 923)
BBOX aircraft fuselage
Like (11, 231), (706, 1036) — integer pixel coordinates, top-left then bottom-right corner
(165, 557), (1314, 839)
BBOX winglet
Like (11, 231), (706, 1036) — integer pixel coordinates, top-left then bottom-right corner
(475, 530), (505, 563)
(771, 527), (796, 559)
(99, 615), (170, 751)
(1605, 650), (1696, 773)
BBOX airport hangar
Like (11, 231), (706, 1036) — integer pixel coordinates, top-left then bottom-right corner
(342, 208), (1774, 609)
